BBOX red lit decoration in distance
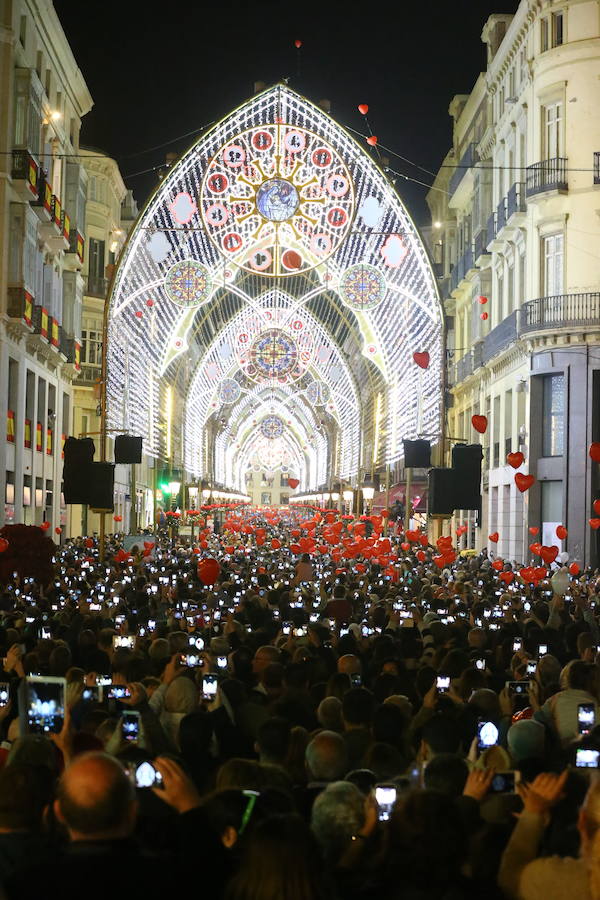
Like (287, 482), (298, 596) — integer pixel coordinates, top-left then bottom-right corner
(590, 443), (600, 463)
(556, 525), (568, 540)
(478, 295), (488, 304)
(480, 311), (488, 320)
(488, 532), (499, 543)
(569, 563), (580, 576)
(287, 478), (299, 490)
(358, 104), (369, 115)
(294, 39), (302, 48)
(197, 557), (221, 585)
(366, 135), (378, 146)
(146, 298), (154, 307)
(471, 415), (487, 434)
(134, 311), (143, 318)
(412, 351), (430, 369)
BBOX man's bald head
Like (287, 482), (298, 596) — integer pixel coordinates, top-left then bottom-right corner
(56, 752), (136, 840)
(252, 645), (281, 675)
(305, 730), (348, 782)
(337, 654), (361, 676)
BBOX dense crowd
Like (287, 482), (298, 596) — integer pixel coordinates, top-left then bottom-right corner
(0, 508), (600, 900)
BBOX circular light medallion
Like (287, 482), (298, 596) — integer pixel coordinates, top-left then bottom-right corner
(249, 328), (299, 381)
(306, 380), (331, 406)
(256, 179), (299, 222)
(164, 260), (212, 308)
(340, 263), (386, 311)
(260, 415), (285, 439)
(217, 378), (241, 405)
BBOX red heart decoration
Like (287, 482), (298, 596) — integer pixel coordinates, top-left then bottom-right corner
(520, 567), (536, 583)
(507, 452), (525, 469)
(419, 534), (429, 546)
(529, 542), (542, 556)
(443, 551), (457, 565)
(590, 518), (600, 530)
(433, 555), (446, 568)
(358, 103), (369, 115)
(569, 562), (581, 576)
(416, 550), (426, 562)
(515, 473), (535, 492)
(478, 295), (488, 305)
(366, 135), (378, 146)
(594, 500), (600, 516)
(287, 478), (299, 490)
(492, 559), (504, 571)
(534, 566), (548, 580)
(480, 311), (489, 320)
(471, 415), (488, 434)
(488, 532), (499, 543)
(436, 536), (453, 551)
(556, 525), (568, 540)
(499, 572), (514, 585)
(40, 521), (50, 531)
(401, 542), (410, 551)
(294, 39), (303, 48)
(590, 443), (600, 463)
(540, 545), (559, 565)
(413, 351), (430, 369)
(0, 538), (8, 553)
(529, 526), (539, 535)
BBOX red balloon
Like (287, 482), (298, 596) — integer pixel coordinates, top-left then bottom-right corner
(197, 557), (220, 585)
(480, 311), (489, 320)
(507, 451), (525, 468)
(84, 537), (94, 548)
(471, 415), (488, 434)
(55, 527), (62, 535)
(499, 571), (514, 585)
(488, 532), (499, 543)
(416, 550), (426, 562)
(0, 538), (8, 553)
(515, 473), (535, 493)
(290, 543), (301, 554)
(589, 443), (600, 463)
(381, 509), (389, 518)
(413, 351), (430, 369)
(478, 295), (488, 305)
(529, 526), (539, 535)
(419, 534), (429, 547)
(534, 566), (548, 581)
(146, 298), (154, 307)
(529, 542), (542, 556)
(569, 562), (581, 576)
(40, 521), (50, 531)
(358, 104), (369, 115)
(492, 559), (504, 571)
(401, 542), (410, 551)
(134, 310), (143, 318)
(590, 518), (600, 530)
(520, 567), (536, 583)
(540, 545), (559, 565)
(556, 525), (568, 540)
(114, 515), (123, 522)
(366, 135), (378, 146)
(271, 538), (281, 550)
(287, 478), (299, 490)
(594, 500), (600, 516)
(294, 39), (302, 48)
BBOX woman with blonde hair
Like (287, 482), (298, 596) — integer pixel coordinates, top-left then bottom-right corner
(498, 770), (600, 899)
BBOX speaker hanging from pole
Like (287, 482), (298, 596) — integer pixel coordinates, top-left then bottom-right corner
(403, 439), (431, 468)
(114, 435), (143, 464)
(62, 437), (95, 504)
(88, 462), (115, 512)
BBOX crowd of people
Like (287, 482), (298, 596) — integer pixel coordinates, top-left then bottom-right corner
(0, 506), (599, 900)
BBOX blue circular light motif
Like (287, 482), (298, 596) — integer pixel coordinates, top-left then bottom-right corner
(256, 179), (299, 222)
(306, 381), (331, 406)
(260, 415), (285, 439)
(217, 378), (241, 405)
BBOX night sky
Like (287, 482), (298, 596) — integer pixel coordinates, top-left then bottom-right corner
(54, 0), (519, 223)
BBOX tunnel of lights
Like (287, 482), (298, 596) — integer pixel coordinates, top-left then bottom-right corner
(106, 85), (443, 494)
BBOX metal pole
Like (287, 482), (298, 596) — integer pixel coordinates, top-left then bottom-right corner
(384, 462), (390, 534)
(130, 463), (137, 534)
(404, 466), (413, 532)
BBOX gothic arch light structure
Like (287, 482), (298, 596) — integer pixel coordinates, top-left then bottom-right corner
(105, 85), (443, 494)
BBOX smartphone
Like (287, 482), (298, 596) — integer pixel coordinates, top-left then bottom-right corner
(216, 655), (228, 670)
(576, 748), (600, 768)
(436, 675), (450, 694)
(506, 680), (531, 696)
(82, 685), (102, 702)
(20, 676), (66, 735)
(148, 619), (156, 630)
(350, 673), (362, 688)
(526, 661), (537, 675)
(180, 653), (202, 668)
(131, 760), (163, 789)
(107, 684), (132, 700)
(96, 675), (112, 686)
(202, 675), (218, 701)
(475, 658), (486, 671)
(538, 643), (548, 657)
(113, 636), (135, 650)
(578, 703), (596, 736)
(375, 783), (397, 821)
(122, 710), (140, 742)
(477, 720), (499, 750)
(489, 771), (520, 793)
(282, 622), (292, 635)
(512, 638), (523, 652)
(0, 683), (9, 707)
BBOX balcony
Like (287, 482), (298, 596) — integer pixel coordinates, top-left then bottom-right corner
(6, 287), (34, 332)
(496, 196), (507, 232)
(31, 173), (52, 222)
(86, 276), (108, 298)
(449, 143), (479, 198)
(11, 149), (39, 200)
(506, 182), (526, 219)
(482, 309), (518, 364)
(456, 351), (473, 382)
(594, 152), (600, 185)
(521, 292), (600, 334)
(525, 157), (568, 197)
(486, 212), (496, 248)
(472, 342), (484, 370)
(473, 228), (489, 264)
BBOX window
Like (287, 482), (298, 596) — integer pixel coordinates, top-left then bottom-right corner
(81, 328), (102, 365)
(541, 481), (563, 543)
(19, 16), (27, 47)
(541, 17), (549, 52)
(542, 233), (564, 296)
(88, 176), (97, 202)
(261, 492), (271, 505)
(280, 473), (288, 487)
(542, 373), (565, 456)
(519, 253), (526, 305)
(553, 12), (564, 47)
(88, 238), (105, 279)
(280, 494), (289, 506)
(544, 102), (563, 158)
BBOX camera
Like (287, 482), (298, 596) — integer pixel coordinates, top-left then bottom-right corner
(436, 675), (450, 693)
(122, 711), (140, 742)
(578, 703), (596, 736)
(576, 748), (600, 768)
(477, 720), (499, 750)
(375, 783), (397, 821)
(202, 675), (218, 700)
(180, 654), (202, 668)
(20, 676), (65, 735)
(129, 761), (163, 789)
(107, 685), (132, 700)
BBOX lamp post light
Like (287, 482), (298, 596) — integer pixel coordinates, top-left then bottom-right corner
(361, 477), (375, 515)
(342, 489), (353, 515)
(322, 491), (330, 510)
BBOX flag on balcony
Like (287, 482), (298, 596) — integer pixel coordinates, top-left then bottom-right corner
(24, 291), (32, 327)
(51, 318), (59, 347)
(6, 411), (14, 443)
(76, 234), (84, 264)
(46, 428), (53, 455)
(24, 419), (31, 448)
(61, 433), (66, 459)
(40, 308), (48, 339)
(74, 341), (81, 371)
(36, 422), (42, 452)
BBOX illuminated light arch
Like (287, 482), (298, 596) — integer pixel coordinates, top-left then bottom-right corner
(106, 85), (443, 492)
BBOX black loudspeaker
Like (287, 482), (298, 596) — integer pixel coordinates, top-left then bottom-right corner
(88, 463), (115, 512)
(114, 435), (143, 464)
(428, 468), (456, 516)
(403, 439), (431, 468)
(451, 443), (483, 511)
(63, 437), (95, 504)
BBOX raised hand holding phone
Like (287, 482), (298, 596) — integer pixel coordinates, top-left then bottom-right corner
(152, 757), (201, 813)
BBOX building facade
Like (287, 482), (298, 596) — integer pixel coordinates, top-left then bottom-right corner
(428, 0), (600, 566)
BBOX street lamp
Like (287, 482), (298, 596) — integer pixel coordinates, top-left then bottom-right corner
(322, 491), (330, 509)
(342, 489), (353, 514)
(361, 477), (375, 515)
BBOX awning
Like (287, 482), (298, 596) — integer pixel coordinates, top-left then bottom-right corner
(372, 482), (428, 512)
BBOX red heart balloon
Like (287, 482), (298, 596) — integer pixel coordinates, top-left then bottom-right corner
(436, 535), (452, 549)
(358, 103), (369, 115)
(556, 525), (568, 540)
(480, 311), (489, 320)
(478, 295), (488, 305)
(529, 542), (542, 556)
(507, 452), (525, 469)
(590, 518), (600, 530)
(471, 415), (488, 434)
(0, 538), (8, 553)
(197, 558), (221, 585)
(416, 550), (426, 562)
(528, 527), (539, 535)
(569, 562), (580, 576)
(540, 545), (559, 565)
(590, 443), (600, 463)
(294, 39), (302, 48)
(594, 500), (600, 516)
(492, 559), (504, 571)
(433, 555), (445, 568)
(287, 478), (299, 490)
(520, 567), (536, 583)
(499, 571), (514, 585)
(413, 351), (430, 369)
(534, 566), (548, 581)
(488, 532), (499, 543)
(419, 534), (429, 546)
(366, 135), (378, 146)
(401, 542), (410, 551)
(515, 473), (535, 492)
